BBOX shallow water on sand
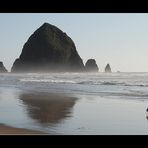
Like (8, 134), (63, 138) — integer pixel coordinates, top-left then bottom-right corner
(0, 87), (148, 134)
(0, 72), (148, 134)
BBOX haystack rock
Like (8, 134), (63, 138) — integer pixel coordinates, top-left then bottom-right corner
(0, 62), (7, 73)
(11, 23), (85, 72)
(85, 59), (99, 72)
(105, 64), (111, 73)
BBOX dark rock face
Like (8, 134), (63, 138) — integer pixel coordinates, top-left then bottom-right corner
(0, 62), (7, 73)
(105, 64), (111, 72)
(85, 59), (98, 72)
(11, 23), (85, 72)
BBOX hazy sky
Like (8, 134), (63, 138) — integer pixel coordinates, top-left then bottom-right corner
(0, 13), (148, 72)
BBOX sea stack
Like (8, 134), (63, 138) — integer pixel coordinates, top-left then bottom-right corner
(85, 59), (99, 72)
(0, 62), (7, 73)
(11, 23), (85, 72)
(105, 64), (111, 73)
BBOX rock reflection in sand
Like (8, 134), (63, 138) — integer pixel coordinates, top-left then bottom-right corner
(19, 92), (78, 124)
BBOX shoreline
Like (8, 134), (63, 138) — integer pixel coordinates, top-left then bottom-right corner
(0, 74), (148, 134)
(0, 124), (47, 135)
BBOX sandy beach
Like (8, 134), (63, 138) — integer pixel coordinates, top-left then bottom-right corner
(0, 86), (78, 135)
(1, 73), (148, 134)
(0, 124), (46, 135)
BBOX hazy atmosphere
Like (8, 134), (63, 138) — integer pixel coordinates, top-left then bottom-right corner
(1, 13), (148, 135)
(0, 13), (148, 72)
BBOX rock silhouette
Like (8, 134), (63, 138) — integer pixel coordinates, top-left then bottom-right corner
(105, 64), (111, 72)
(0, 62), (7, 73)
(19, 92), (78, 124)
(85, 59), (98, 72)
(11, 23), (85, 72)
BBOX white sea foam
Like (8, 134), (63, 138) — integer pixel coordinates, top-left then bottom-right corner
(1, 72), (148, 98)
(20, 78), (76, 84)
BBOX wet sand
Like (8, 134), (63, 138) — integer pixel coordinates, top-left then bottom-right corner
(1, 86), (148, 134)
(0, 87), (78, 134)
(0, 124), (46, 135)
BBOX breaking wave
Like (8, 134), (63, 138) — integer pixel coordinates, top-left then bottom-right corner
(19, 78), (148, 87)
(1, 73), (148, 99)
(20, 78), (76, 84)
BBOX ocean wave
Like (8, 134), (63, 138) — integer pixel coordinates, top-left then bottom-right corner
(20, 78), (76, 84)
(101, 82), (148, 87)
(19, 78), (148, 87)
(78, 81), (95, 85)
(72, 80), (125, 85)
(100, 82), (123, 85)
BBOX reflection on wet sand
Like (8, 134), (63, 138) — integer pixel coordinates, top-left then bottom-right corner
(19, 92), (78, 124)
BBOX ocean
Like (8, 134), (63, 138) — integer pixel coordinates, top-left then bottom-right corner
(0, 72), (148, 134)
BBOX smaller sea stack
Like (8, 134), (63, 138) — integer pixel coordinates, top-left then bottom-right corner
(0, 62), (7, 73)
(85, 59), (99, 72)
(105, 63), (111, 73)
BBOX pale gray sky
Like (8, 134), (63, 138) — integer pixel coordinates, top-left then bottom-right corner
(0, 13), (148, 72)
